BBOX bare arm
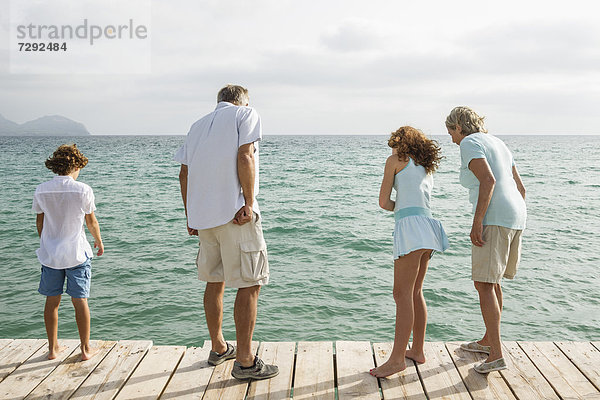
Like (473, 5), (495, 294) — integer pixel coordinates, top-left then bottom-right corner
(469, 158), (496, 247)
(378, 156), (397, 212)
(36, 213), (44, 237)
(84, 212), (104, 256)
(512, 165), (526, 199)
(234, 142), (255, 225)
(179, 164), (198, 235)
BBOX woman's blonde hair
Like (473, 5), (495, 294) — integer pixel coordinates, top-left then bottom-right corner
(445, 106), (488, 135)
(45, 144), (88, 175)
(388, 126), (442, 174)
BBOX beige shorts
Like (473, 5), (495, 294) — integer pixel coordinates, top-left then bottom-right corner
(472, 225), (522, 283)
(196, 213), (269, 288)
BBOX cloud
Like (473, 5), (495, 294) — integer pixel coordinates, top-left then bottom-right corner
(460, 20), (600, 74)
(321, 19), (387, 52)
(1, 0), (599, 134)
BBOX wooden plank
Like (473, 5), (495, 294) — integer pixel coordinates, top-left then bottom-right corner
(555, 341), (600, 391)
(0, 339), (79, 399)
(518, 341), (600, 400)
(499, 342), (559, 400)
(25, 340), (116, 400)
(160, 346), (213, 400)
(445, 342), (515, 400)
(373, 342), (425, 399)
(247, 341), (295, 400)
(0, 339), (13, 351)
(293, 342), (335, 400)
(70, 340), (153, 400)
(419, 342), (471, 400)
(335, 341), (379, 399)
(0, 339), (46, 383)
(113, 345), (185, 400)
(203, 341), (259, 400)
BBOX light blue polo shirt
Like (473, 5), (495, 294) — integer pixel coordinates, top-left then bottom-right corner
(459, 133), (526, 230)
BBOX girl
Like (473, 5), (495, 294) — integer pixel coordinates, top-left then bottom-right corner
(370, 126), (449, 378)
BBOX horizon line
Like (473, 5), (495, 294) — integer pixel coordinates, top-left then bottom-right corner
(3, 133), (600, 137)
(86, 132), (600, 136)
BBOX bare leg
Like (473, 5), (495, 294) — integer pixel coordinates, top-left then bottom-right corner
(44, 295), (66, 359)
(406, 250), (431, 364)
(234, 285), (261, 366)
(478, 283), (503, 346)
(371, 250), (425, 378)
(474, 281), (503, 362)
(72, 298), (98, 360)
(204, 282), (227, 354)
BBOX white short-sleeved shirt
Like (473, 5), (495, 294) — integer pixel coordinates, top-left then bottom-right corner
(460, 132), (527, 230)
(174, 102), (262, 230)
(32, 175), (96, 269)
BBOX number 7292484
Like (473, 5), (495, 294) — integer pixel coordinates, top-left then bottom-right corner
(18, 42), (67, 51)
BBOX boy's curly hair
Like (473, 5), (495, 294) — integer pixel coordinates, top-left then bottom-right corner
(45, 144), (88, 175)
(388, 126), (442, 174)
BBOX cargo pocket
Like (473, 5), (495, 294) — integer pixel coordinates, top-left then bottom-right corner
(196, 241), (209, 280)
(240, 239), (269, 282)
(195, 241), (203, 267)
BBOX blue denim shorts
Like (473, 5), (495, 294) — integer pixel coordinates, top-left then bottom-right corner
(38, 259), (92, 298)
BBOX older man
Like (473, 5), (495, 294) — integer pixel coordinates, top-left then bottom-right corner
(175, 85), (278, 381)
(446, 106), (526, 374)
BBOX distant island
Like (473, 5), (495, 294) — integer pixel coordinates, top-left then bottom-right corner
(0, 114), (90, 136)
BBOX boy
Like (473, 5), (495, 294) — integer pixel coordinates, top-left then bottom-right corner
(33, 144), (104, 360)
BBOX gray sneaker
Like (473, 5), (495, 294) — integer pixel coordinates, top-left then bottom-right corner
(208, 343), (236, 366)
(231, 357), (279, 381)
(460, 341), (491, 354)
(474, 357), (507, 374)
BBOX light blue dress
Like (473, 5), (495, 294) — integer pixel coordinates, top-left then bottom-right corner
(392, 158), (449, 258)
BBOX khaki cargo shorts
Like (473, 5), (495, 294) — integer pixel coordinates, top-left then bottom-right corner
(196, 213), (269, 288)
(472, 225), (523, 283)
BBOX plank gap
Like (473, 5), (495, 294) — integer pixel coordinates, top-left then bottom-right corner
(515, 341), (563, 399)
(109, 342), (152, 399)
(332, 352), (338, 395)
(443, 342), (475, 400)
(413, 354), (430, 400)
(554, 341), (600, 393)
(290, 344), (298, 399)
(498, 367), (522, 400)
(156, 347), (185, 400)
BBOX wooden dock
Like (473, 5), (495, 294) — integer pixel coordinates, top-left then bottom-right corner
(0, 339), (599, 399)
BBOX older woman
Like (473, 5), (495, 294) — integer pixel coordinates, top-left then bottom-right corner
(446, 106), (526, 374)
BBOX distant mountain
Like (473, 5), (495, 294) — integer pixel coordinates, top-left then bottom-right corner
(0, 114), (90, 136)
(0, 114), (20, 135)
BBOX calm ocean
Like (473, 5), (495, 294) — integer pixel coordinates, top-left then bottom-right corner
(1, 135), (599, 345)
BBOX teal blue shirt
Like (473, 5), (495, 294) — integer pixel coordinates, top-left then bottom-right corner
(460, 133), (526, 230)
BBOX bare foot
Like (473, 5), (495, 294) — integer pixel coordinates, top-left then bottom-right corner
(405, 349), (426, 364)
(370, 359), (407, 378)
(48, 345), (68, 360)
(81, 344), (99, 361)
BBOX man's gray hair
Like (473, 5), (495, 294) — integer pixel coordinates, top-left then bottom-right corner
(445, 106), (488, 135)
(217, 84), (249, 105)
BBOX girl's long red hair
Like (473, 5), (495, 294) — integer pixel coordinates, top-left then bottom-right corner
(388, 126), (442, 174)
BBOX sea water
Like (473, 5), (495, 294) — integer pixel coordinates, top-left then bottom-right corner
(1, 135), (599, 345)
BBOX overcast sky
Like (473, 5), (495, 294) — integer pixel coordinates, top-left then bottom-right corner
(1, 0), (599, 135)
